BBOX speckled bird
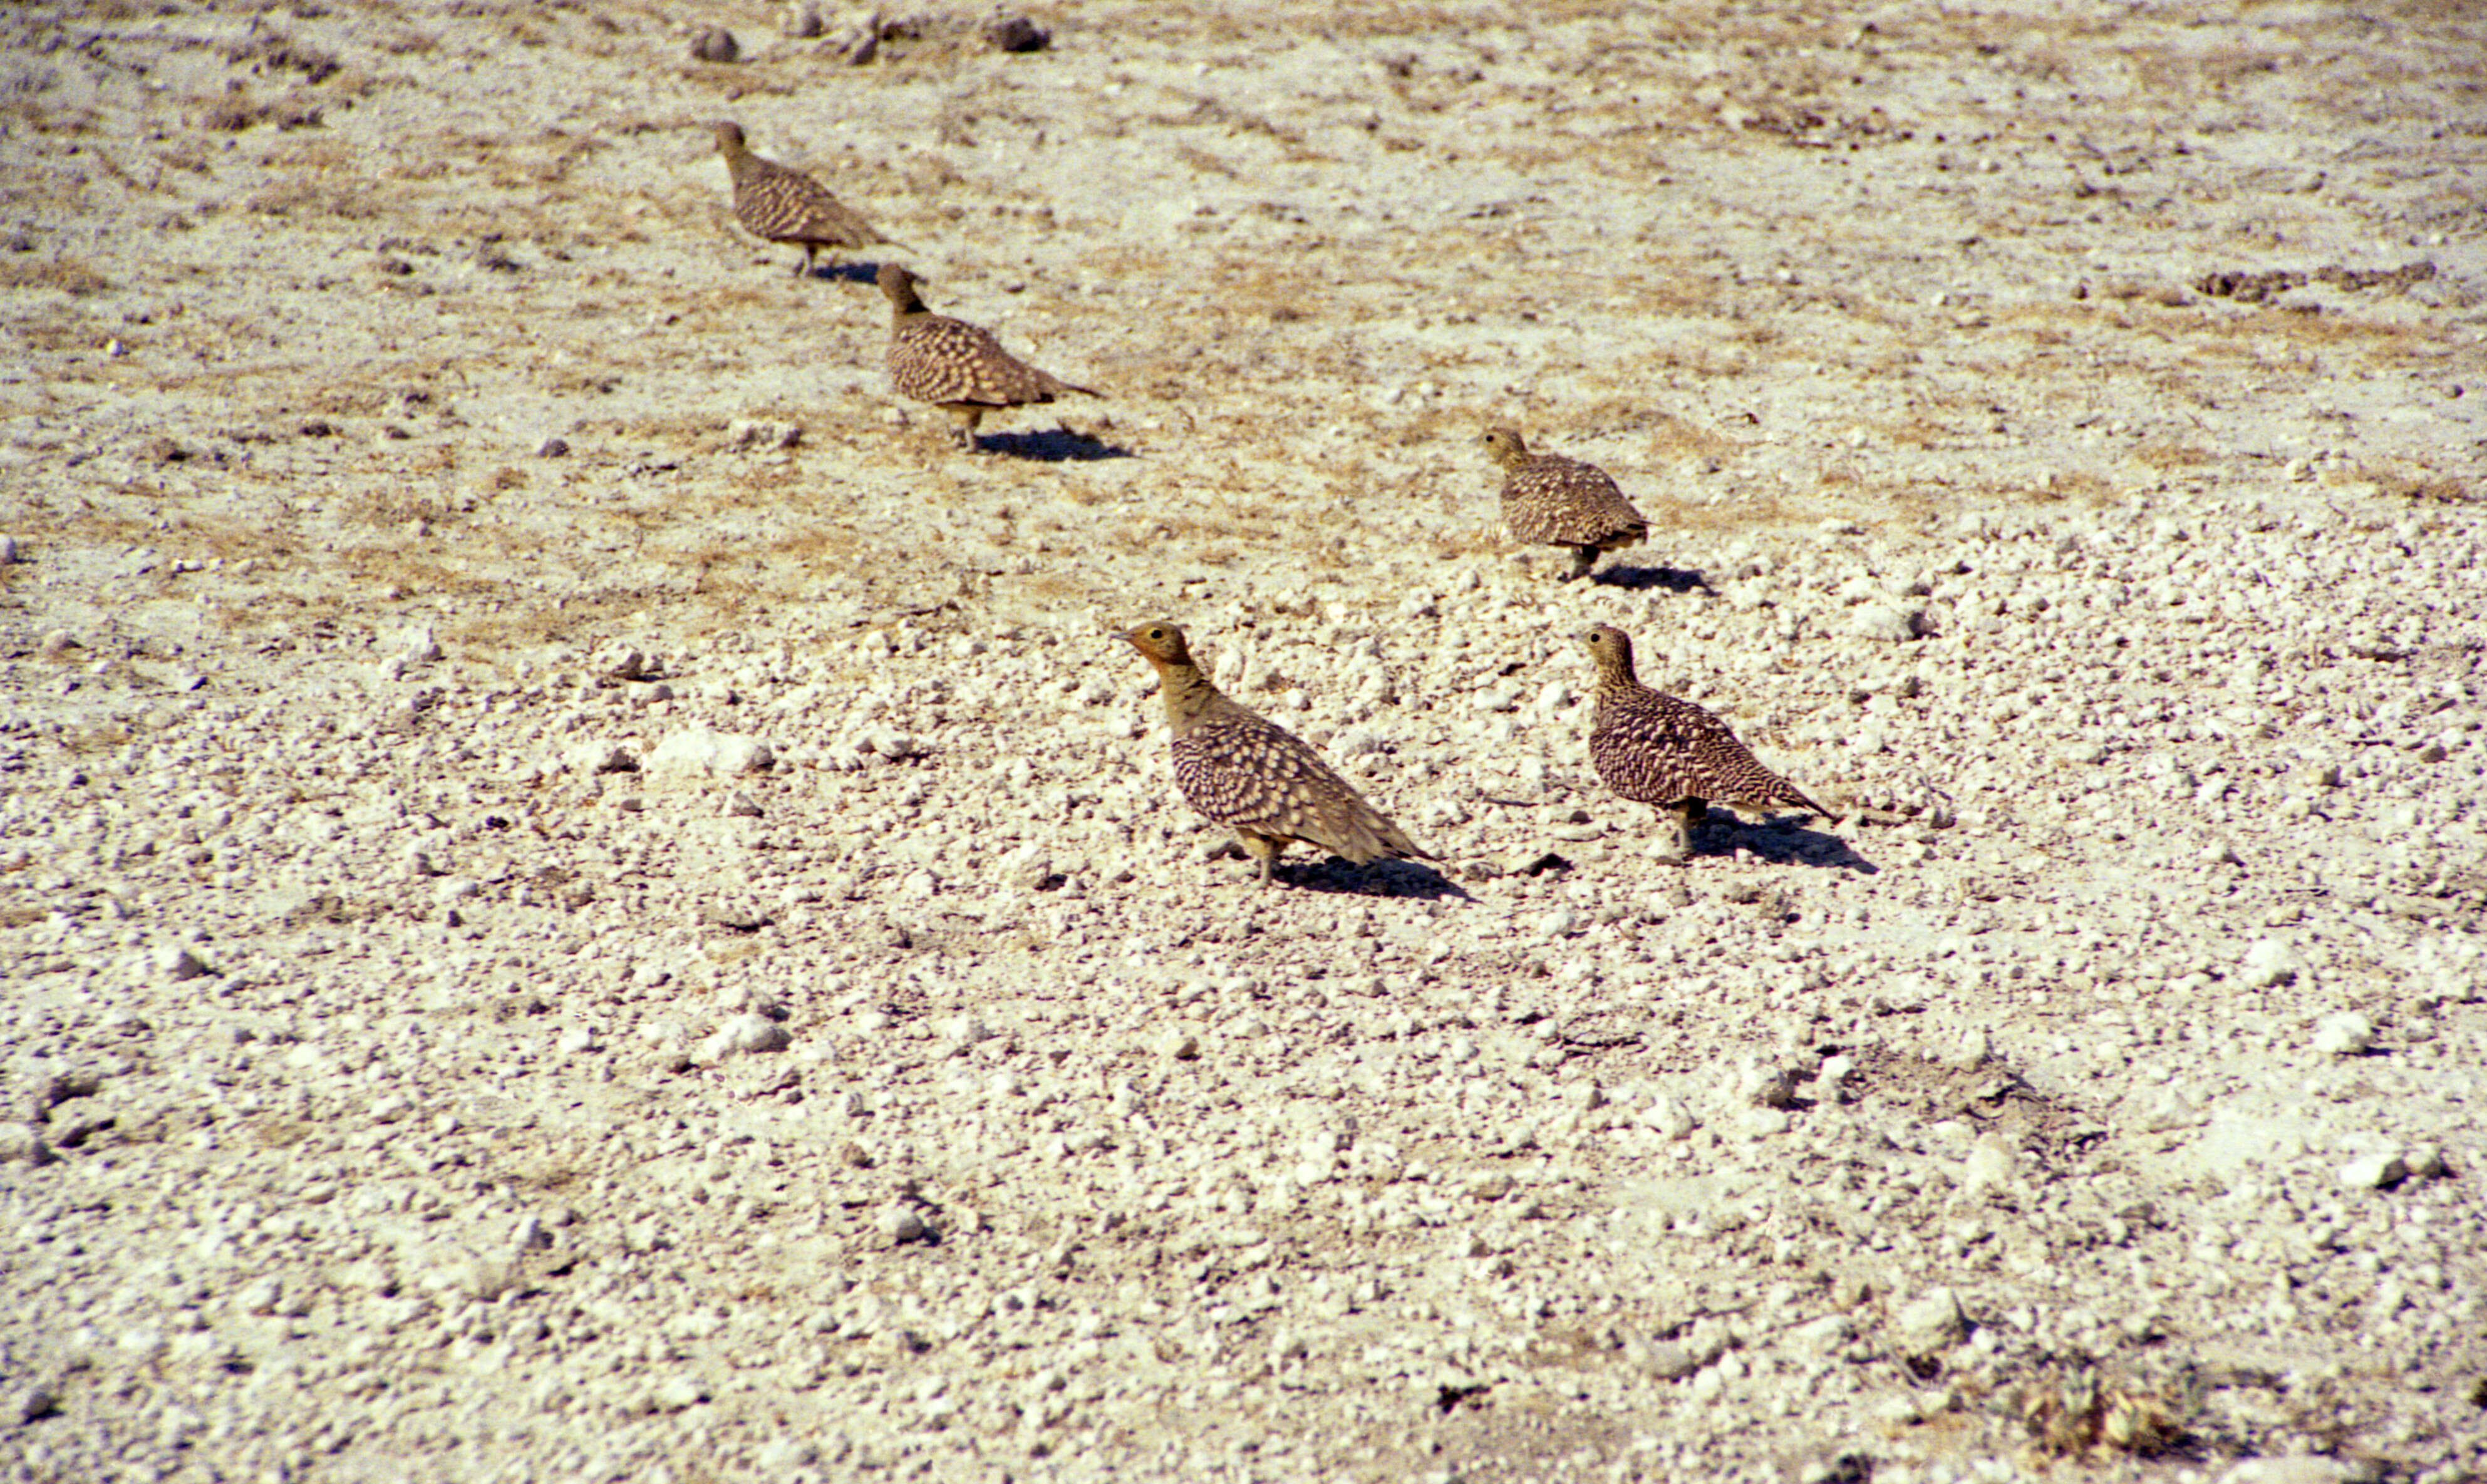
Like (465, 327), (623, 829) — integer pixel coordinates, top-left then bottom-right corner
(1580, 624), (1827, 860)
(1482, 427), (1649, 581)
(880, 264), (1100, 450)
(1120, 621), (1432, 887)
(713, 121), (904, 277)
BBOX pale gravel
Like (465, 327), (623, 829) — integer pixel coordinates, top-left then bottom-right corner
(4, 3), (2486, 1483)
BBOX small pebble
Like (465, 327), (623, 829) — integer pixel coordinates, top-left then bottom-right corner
(567, 742), (636, 775)
(984, 14), (1049, 51)
(2241, 937), (2307, 989)
(2336, 1152), (2407, 1190)
(1737, 1058), (1796, 1110)
(2310, 1011), (2374, 1057)
(1641, 1340), (1701, 1381)
(1642, 1095), (1695, 1139)
(1893, 1287), (1967, 1356)
(0, 1126), (56, 1165)
(11, 1384), (59, 1425)
(714, 1014), (790, 1056)
(1958, 1138), (2014, 1197)
(155, 944), (212, 982)
(648, 729), (772, 778)
(1848, 602), (1926, 642)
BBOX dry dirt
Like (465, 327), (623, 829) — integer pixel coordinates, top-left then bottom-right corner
(3, 2), (2485, 1481)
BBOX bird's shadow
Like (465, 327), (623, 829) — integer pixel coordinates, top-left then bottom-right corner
(977, 427), (1137, 462)
(1260, 856), (1476, 901)
(1700, 818), (1878, 872)
(1591, 562), (1710, 593)
(812, 260), (888, 285)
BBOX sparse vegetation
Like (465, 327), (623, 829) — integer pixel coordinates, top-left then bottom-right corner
(0, 3), (2480, 1481)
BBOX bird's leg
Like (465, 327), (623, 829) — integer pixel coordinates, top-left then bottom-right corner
(1241, 835), (1281, 888)
(1656, 801), (1696, 862)
(1567, 546), (1598, 582)
(794, 246), (813, 279)
(950, 408), (983, 451)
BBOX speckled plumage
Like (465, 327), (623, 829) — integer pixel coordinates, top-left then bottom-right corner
(880, 264), (1100, 450)
(1580, 625), (1825, 858)
(1483, 427), (1649, 581)
(1120, 622), (1432, 887)
(714, 121), (902, 277)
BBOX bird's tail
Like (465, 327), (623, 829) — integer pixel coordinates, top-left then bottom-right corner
(1782, 785), (1833, 821)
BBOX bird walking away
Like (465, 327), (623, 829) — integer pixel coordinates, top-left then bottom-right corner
(1578, 624), (1827, 861)
(1482, 427), (1650, 582)
(879, 264), (1100, 451)
(1119, 622), (1433, 888)
(713, 120), (905, 277)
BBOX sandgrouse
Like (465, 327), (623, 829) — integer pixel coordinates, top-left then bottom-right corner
(879, 264), (1099, 450)
(1120, 622), (1432, 888)
(713, 121), (904, 277)
(1580, 624), (1826, 860)
(1483, 427), (1650, 582)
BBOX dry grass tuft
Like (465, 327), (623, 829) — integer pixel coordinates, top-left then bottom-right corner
(246, 178), (382, 220)
(2007, 1359), (2201, 1461)
(1016, 569), (1100, 607)
(197, 91), (325, 133)
(2358, 466), (2473, 504)
(224, 28), (343, 85)
(0, 257), (112, 296)
(2132, 438), (2217, 471)
(760, 522), (867, 569)
(57, 721), (136, 755)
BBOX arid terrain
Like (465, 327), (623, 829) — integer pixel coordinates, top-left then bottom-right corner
(3, 2), (2484, 1480)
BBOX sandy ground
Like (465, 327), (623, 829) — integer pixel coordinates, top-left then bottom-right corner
(4, 2), (2486, 1480)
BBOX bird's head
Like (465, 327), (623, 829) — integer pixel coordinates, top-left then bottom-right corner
(1580, 624), (1636, 675)
(876, 262), (925, 311)
(1119, 621), (1194, 668)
